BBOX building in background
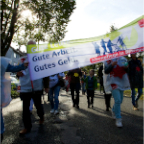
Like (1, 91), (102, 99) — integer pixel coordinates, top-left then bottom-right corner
(5, 46), (26, 75)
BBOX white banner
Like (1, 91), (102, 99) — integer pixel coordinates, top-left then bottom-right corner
(27, 16), (144, 80)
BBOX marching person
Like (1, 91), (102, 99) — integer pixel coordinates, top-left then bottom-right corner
(68, 68), (82, 109)
(82, 69), (97, 108)
(98, 65), (112, 111)
(104, 57), (130, 128)
(49, 72), (65, 115)
(128, 54), (143, 110)
(1, 57), (28, 141)
(65, 74), (70, 93)
(81, 71), (86, 95)
(17, 72), (34, 113)
(17, 40), (49, 135)
(98, 65), (104, 94)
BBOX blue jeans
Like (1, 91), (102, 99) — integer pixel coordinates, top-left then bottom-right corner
(131, 88), (142, 106)
(1, 110), (4, 134)
(49, 86), (61, 110)
(112, 89), (123, 119)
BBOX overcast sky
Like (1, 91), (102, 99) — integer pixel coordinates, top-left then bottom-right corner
(11, 0), (144, 52)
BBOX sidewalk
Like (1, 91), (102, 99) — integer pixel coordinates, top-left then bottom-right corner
(2, 90), (143, 144)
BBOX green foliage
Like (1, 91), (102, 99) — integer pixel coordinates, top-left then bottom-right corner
(81, 63), (102, 76)
(1, 0), (76, 55)
(81, 65), (95, 74)
(11, 83), (19, 98)
(110, 25), (117, 32)
(34, 31), (45, 44)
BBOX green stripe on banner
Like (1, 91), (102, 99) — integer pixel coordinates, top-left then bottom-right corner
(27, 15), (144, 54)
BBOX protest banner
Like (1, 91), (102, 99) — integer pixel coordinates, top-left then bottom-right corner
(27, 15), (144, 81)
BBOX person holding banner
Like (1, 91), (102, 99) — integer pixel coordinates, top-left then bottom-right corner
(68, 68), (82, 109)
(17, 72), (34, 114)
(128, 54), (143, 110)
(104, 57), (130, 128)
(1, 57), (28, 142)
(18, 40), (49, 135)
(49, 72), (65, 115)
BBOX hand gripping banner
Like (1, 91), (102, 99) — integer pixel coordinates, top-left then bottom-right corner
(27, 15), (144, 81)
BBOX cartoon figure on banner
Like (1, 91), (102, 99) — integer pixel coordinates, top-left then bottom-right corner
(117, 36), (127, 50)
(107, 40), (114, 54)
(107, 39), (122, 53)
(100, 39), (107, 55)
(92, 42), (100, 56)
(93, 38), (124, 56)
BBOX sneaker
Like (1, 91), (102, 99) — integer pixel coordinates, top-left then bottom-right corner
(54, 110), (59, 115)
(111, 110), (116, 119)
(116, 119), (123, 128)
(19, 129), (31, 136)
(133, 106), (138, 111)
(50, 109), (54, 114)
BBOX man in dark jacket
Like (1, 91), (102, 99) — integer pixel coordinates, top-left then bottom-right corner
(67, 68), (82, 108)
(128, 54), (143, 110)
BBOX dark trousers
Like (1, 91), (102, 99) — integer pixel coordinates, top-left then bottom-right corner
(70, 83), (80, 106)
(20, 91), (44, 130)
(104, 94), (111, 108)
(87, 89), (94, 105)
(103, 88), (111, 109)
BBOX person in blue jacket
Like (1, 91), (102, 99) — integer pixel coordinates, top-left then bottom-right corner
(1, 57), (28, 142)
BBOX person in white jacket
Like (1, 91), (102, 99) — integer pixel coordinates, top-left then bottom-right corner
(104, 57), (130, 128)
(17, 40), (49, 135)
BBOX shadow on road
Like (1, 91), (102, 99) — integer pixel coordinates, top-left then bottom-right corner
(2, 94), (143, 144)
(66, 104), (143, 144)
(2, 102), (63, 144)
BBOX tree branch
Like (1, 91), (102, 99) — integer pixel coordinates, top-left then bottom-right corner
(3, 0), (14, 34)
(1, 10), (3, 33)
(14, 24), (23, 33)
(1, 0), (5, 33)
(4, 0), (20, 54)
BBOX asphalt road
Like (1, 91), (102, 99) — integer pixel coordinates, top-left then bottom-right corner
(2, 90), (143, 144)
